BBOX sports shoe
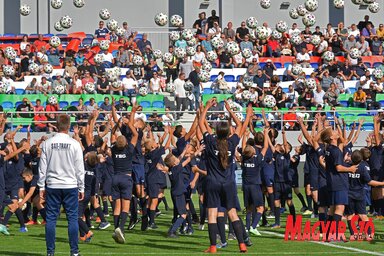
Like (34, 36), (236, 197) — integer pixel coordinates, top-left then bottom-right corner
(271, 224), (281, 229)
(186, 227), (194, 235)
(104, 214), (110, 217)
(311, 214), (319, 219)
(25, 220), (40, 225)
(19, 227), (28, 233)
(46, 254), (54, 256)
(114, 228), (125, 244)
(80, 231), (93, 243)
(300, 207), (308, 213)
(148, 223), (158, 230)
(167, 232), (179, 238)
(218, 242), (228, 248)
(266, 213), (275, 219)
(0, 224), (10, 235)
(70, 253), (81, 256)
(227, 233), (236, 240)
(95, 217), (101, 223)
(112, 232), (118, 243)
(204, 245), (217, 253)
(249, 227), (261, 236)
(98, 222), (111, 230)
(128, 218), (140, 230)
(244, 237), (253, 247)
(155, 210), (162, 217)
(303, 210), (313, 215)
(239, 243), (247, 253)
(198, 224), (205, 231)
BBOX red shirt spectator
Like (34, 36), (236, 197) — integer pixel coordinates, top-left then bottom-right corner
(267, 39), (280, 51)
(33, 113), (47, 131)
(283, 111), (297, 129)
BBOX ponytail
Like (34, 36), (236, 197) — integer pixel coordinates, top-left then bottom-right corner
(217, 138), (229, 170)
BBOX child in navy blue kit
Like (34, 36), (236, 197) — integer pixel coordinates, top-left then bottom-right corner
(290, 144), (308, 213)
(346, 149), (384, 241)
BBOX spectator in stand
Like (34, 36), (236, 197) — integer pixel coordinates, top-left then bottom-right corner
(285, 85), (299, 108)
(358, 70), (373, 90)
(272, 86), (286, 109)
(193, 12), (207, 36)
(211, 71), (230, 94)
(64, 60), (77, 83)
(266, 36), (281, 57)
(38, 77), (51, 95)
(233, 51), (245, 68)
(333, 72), (350, 94)
(283, 58), (299, 81)
(280, 37), (292, 56)
(323, 23), (336, 40)
(16, 98), (34, 118)
(164, 46), (178, 83)
(312, 26), (323, 36)
(245, 47), (260, 67)
(86, 98), (98, 112)
(292, 35), (308, 56)
(324, 82), (340, 107)
(47, 47), (61, 67)
(299, 87), (314, 110)
(301, 26), (312, 41)
(115, 97), (130, 112)
(115, 46), (130, 68)
(179, 56), (194, 78)
(52, 73), (69, 91)
(361, 23), (376, 44)
(313, 84), (325, 106)
(1, 73), (14, 94)
(296, 48), (311, 68)
(109, 31), (118, 43)
(201, 34), (213, 54)
(161, 107), (175, 127)
(25, 78), (38, 94)
(335, 23), (348, 42)
(81, 71), (95, 86)
(340, 59), (354, 80)
(288, 23), (301, 37)
(240, 35), (253, 52)
(20, 44), (35, 73)
(97, 74), (110, 94)
(174, 73), (187, 120)
(137, 34), (152, 53)
(130, 53), (145, 82)
(100, 97), (112, 113)
(352, 57), (368, 79)
(348, 24), (360, 39)
(188, 67), (202, 110)
(45, 99), (59, 132)
(329, 34), (345, 56)
(223, 22), (236, 40)
(0, 49), (9, 66)
(353, 86), (367, 108)
(75, 50), (85, 66)
(145, 58), (162, 80)
(101, 49), (115, 65)
(68, 73), (83, 94)
(283, 107), (298, 130)
(33, 110), (48, 132)
(343, 35), (357, 56)
(371, 35), (382, 55)
(218, 49), (234, 69)
(20, 35), (31, 52)
(357, 15), (374, 32)
(314, 35), (328, 56)
(143, 45), (155, 65)
(134, 106), (147, 121)
(175, 37), (187, 50)
(319, 69), (334, 91)
(192, 45), (205, 66)
(208, 21), (221, 37)
(377, 24), (384, 40)
(122, 22), (137, 40)
(206, 10), (219, 30)
(95, 20), (109, 38)
(149, 72), (162, 94)
(253, 69), (267, 89)
(236, 21), (249, 43)
(125, 35), (138, 51)
(263, 59), (276, 80)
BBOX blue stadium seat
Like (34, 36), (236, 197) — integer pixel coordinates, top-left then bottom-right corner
(152, 101), (164, 108)
(203, 88), (213, 94)
(282, 88), (289, 93)
(119, 75), (125, 80)
(43, 34), (54, 38)
(259, 62), (266, 69)
(59, 101), (69, 109)
(224, 75), (235, 82)
(349, 88), (356, 94)
(357, 113), (370, 117)
(211, 63), (218, 68)
(284, 63), (291, 69)
(29, 33), (39, 37)
(274, 62), (282, 68)
(112, 50), (119, 58)
(364, 62), (372, 68)
(373, 62), (382, 68)
(339, 101), (349, 107)
(139, 101), (151, 108)
(310, 63), (319, 69)
(4, 33), (16, 37)
(17, 34), (27, 37)
(102, 62), (114, 68)
(15, 101), (22, 108)
(15, 89), (25, 95)
(2, 101), (13, 109)
(56, 34), (68, 37)
(70, 101), (79, 106)
(20, 127), (29, 132)
(81, 38), (93, 46)
(362, 123), (374, 130)
(210, 75), (218, 82)
(236, 75), (243, 81)
(135, 34), (143, 40)
(86, 34), (94, 38)
(84, 101), (90, 106)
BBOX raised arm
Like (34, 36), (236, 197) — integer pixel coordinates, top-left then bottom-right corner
(297, 116), (313, 145)
(128, 105), (138, 146)
(261, 108), (270, 128)
(111, 97), (121, 124)
(185, 114), (199, 141)
(224, 100), (242, 136)
(85, 110), (98, 147)
(374, 115), (381, 146)
(199, 99), (214, 134)
(239, 105), (254, 136)
(261, 127), (270, 156)
(351, 118), (364, 145)
(282, 128), (290, 153)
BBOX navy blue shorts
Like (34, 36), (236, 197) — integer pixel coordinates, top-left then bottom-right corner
(147, 183), (161, 199)
(274, 182), (292, 200)
(205, 179), (237, 209)
(18, 178), (24, 189)
(197, 178), (206, 195)
(243, 184), (263, 208)
(318, 185), (329, 207)
(364, 185), (371, 206)
(310, 170), (319, 191)
(6, 188), (19, 200)
(262, 174), (274, 187)
(345, 198), (366, 215)
(132, 164), (146, 185)
(102, 178), (112, 196)
(78, 194), (91, 217)
(171, 194), (187, 216)
(330, 190), (348, 206)
(304, 173), (310, 186)
(112, 174), (133, 200)
(291, 172), (299, 188)
(184, 187), (192, 202)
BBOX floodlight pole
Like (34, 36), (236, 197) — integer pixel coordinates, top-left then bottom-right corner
(48, 0), (51, 33)
(37, 0), (40, 34)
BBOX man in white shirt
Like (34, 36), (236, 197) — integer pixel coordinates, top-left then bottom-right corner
(122, 72), (138, 104)
(313, 84), (325, 106)
(179, 56), (194, 78)
(355, 36), (372, 56)
(296, 48), (311, 68)
(102, 50), (115, 64)
(348, 24), (360, 38)
(315, 35), (328, 56)
(134, 105), (147, 122)
(288, 23), (301, 37)
(174, 73), (188, 120)
(38, 114), (85, 256)
(2, 75), (15, 94)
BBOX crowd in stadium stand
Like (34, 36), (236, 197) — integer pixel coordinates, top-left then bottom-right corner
(1, 11), (384, 125)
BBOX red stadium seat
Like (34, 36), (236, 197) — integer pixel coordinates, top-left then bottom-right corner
(280, 56), (294, 65)
(335, 56), (345, 63)
(68, 32), (86, 41)
(66, 39), (81, 52)
(309, 56), (321, 63)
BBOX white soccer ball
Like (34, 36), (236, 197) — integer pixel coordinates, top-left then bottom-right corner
(187, 38), (197, 47)
(3, 65), (15, 76)
(107, 19), (118, 31)
(174, 47), (186, 59)
(0, 82), (6, 93)
(202, 62), (212, 72)
(154, 12), (168, 26)
(305, 78), (317, 89)
(93, 54), (104, 64)
(349, 48), (361, 59)
(290, 35), (303, 46)
(305, 0), (319, 11)
(169, 31), (180, 41)
(291, 64), (303, 75)
(322, 51), (335, 62)
(153, 49), (163, 59)
(260, 0), (271, 9)
(19, 4), (31, 16)
(263, 95), (276, 108)
(28, 63), (40, 74)
(225, 41), (240, 56)
(297, 5), (308, 16)
(181, 29), (194, 41)
(198, 70), (210, 82)
(256, 26), (269, 40)
(235, 112), (244, 122)
(39, 54), (48, 63)
(369, 2), (380, 13)
(170, 14), (183, 27)
(311, 35), (321, 46)
(186, 46), (196, 56)
(54, 21), (64, 32)
(106, 69), (118, 81)
(206, 51), (218, 62)
(242, 48), (252, 58)
(276, 21), (288, 33)
(132, 55), (143, 66)
(242, 90), (251, 100)
(162, 52), (174, 63)
(49, 36), (61, 48)
(333, 0), (344, 9)
(302, 13), (316, 27)
(243, 76), (254, 88)
(139, 86), (148, 96)
(211, 36), (225, 49)
(249, 29), (257, 40)
(363, 0), (376, 3)
(99, 40), (110, 51)
(44, 64), (53, 74)
(111, 80), (122, 89)
(18, 199), (27, 211)
(352, 0), (363, 4)
(85, 82), (95, 93)
(4, 47), (17, 60)
(166, 83), (176, 93)
(60, 15), (73, 29)
(289, 8), (299, 19)
(373, 68), (383, 79)
(271, 30), (282, 40)
(115, 27), (125, 37)
(184, 81), (193, 91)
(99, 9), (111, 20)
(51, 0), (63, 9)
(246, 17), (258, 29)
(73, 0), (85, 8)
(53, 84), (65, 95)
(48, 96), (58, 105)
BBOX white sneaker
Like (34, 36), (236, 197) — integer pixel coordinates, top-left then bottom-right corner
(249, 227), (261, 236)
(198, 224), (205, 231)
(225, 224), (229, 231)
(114, 227), (125, 244)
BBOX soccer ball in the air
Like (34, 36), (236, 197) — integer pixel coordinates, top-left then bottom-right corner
(373, 68), (383, 79)
(3, 65), (15, 76)
(0, 82), (6, 93)
(211, 36), (225, 49)
(51, 0), (63, 9)
(170, 15), (183, 27)
(155, 13), (168, 26)
(111, 81), (122, 89)
(290, 35), (303, 46)
(99, 9), (111, 20)
(302, 13), (316, 27)
(305, 78), (317, 90)
(369, 2), (380, 13)
(53, 84), (65, 95)
(363, 0), (375, 3)
(242, 90), (251, 100)
(85, 82), (95, 93)
(256, 26), (269, 40)
(28, 63), (40, 74)
(187, 38), (197, 47)
(186, 46), (196, 56)
(243, 76), (254, 88)
(73, 0), (85, 8)
(93, 54), (104, 64)
(276, 21), (288, 33)
(162, 52), (173, 63)
(99, 40), (110, 51)
(198, 70), (210, 82)
(271, 30), (282, 40)
(352, 0), (363, 4)
(235, 112), (244, 122)
(107, 19), (118, 31)
(260, 0), (271, 9)
(54, 21), (64, 32)
(225, 41), (240, 56)
(311, 35), (321, 45)
(242, 48), (252, 59)
(174, 47), (186, 59)
(349, 48), (361, 59)
(297, 5), (308, 16)
(115, 27), (125, 37)
(184, 81), (193, 91)
(133, 55), (143, 66)
(305, 0), (319, 11)
(153, 50), (163, 59)
(263, 95), (276, 108)
(246, 17), (258, 29)
(202, 62), (212, 72)
(4, 47), (17, 60)
(49, 36), (61, 48)
(106, 70), (117, 81)
(322, 51), (335, 62)
(166, 83), (176, 93)
(289, 8), (299, 19)
(20, 4), (31, 16)
(249, 29), (257, 40)
(44, 64), (53, 74)
(169, 31), (180, 41)
(291, 64), (303, 75)
(182, 29), (194, 41)
(333, 0), (345, 9)
(60, 16), (73, 29)
(48, 96), (58, 105)
(206, 51), (218, 62)
(139, 87), (148, 96)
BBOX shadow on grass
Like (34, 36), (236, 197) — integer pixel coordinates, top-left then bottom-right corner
(0, 251), (42, 256)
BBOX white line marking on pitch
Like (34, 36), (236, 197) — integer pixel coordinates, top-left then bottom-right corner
(262, 231), (384, 256)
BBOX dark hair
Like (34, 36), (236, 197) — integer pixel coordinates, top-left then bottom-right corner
(94, 135), (103, 148)
(87, 151), (98, 167)
(360, 147), (371, 161)
(246, 138), (255, 146)
(173, 125), (183, 138)
(254, 132), (264, 146)
(56, 114), (71, 132)
(30, 145), (39, 158)
(216, 122), (230, 170)
(22, 168), (33, 176)
(351, 150), (363, 165)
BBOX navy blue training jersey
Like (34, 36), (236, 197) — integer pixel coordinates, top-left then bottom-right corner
(99, 156), (114, 181)
(121, 125), (145, 165)
(343, 142), (353, 156)
(241, 148), (264, 185)
(111, 143), (135, 175)
(348, 161), (372, 200)
(0, 156), (5, 190)
(24, 175), (38, 193)
(4, 155), (24, 190)
(173, 137), (189, 157)
(274, 152), (291, 183)
(145, 147), (166, 183)
(84, 162), (96, 192)
(316, 145), (327, 187)
(30, 157), (40, 176)
(325, 144), (349, 191)
(169, 164), (186, 196)
(368, 145), (383, 171)
(203, 133), (240, 183)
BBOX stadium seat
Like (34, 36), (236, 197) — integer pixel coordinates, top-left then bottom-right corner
(56, 33), (68, 38)
(112, 50), (119, 58)
(364, 62), (372, 68)
(373, 62), (382, 68)
(3, 33), (16, 37)
(70, 101), (79, 106)
(349, 88), (356, 94)
(135, 34), (143, 40)
(362, 123), (374, 130)
(152, 101), (164, 108)
(86, 34), (94, 38)
(15, 101), (23, 108)
(1, 101), (13, 109)
(81, 38), (93, 46)
(203, 88), (213, 94)
(102, 62), (114, 68)
(236, 75), (243, 81)
(274, 62), (282, 68)
(59, 101), (69, 109)
(29, 33), (39, 37)
(310, 63), (319, 69)
(15, 89), (25, 95)
(139, 101), (151, 108)
(283, 63), (291, 69)
(210, 75), (218, 81)
(259, 62), (266, 69)
(16, 34), (27, 37)
(43, 34), (54, 38)
(224, 75), (235, 82)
